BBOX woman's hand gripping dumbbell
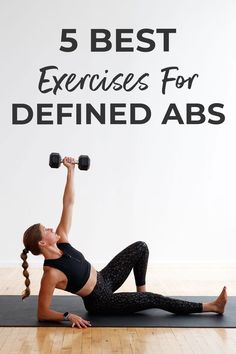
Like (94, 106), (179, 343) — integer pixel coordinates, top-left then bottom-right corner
(49, 153), (90, 170)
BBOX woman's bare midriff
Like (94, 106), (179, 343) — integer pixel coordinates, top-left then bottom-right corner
(43, 264), (98, 297)
(75, 265), (97, 297)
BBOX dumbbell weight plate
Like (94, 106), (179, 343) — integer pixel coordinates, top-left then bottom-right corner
(79, 155), (90, 170)
(49, 153), (61, 168)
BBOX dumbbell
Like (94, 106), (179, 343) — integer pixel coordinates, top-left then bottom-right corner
(49, 153), (90, 170)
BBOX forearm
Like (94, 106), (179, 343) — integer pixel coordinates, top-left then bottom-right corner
(38, 309), (64, 322)
(39, 310), (92, 328)
(63, 168), (75, 204)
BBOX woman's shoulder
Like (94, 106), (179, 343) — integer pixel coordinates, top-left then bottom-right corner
(43, 264), (61, 275)
(42, 265), (63, 284)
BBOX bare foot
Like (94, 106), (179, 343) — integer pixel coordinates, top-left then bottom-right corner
(203, 286), (227, 314)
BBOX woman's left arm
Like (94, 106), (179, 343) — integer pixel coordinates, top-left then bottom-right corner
(56, 157), (75, 242)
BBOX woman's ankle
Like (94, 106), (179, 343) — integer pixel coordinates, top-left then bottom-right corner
(202, 302), (217, 312)
(137, 285), (146, 292)
(202, 303), (210, 312)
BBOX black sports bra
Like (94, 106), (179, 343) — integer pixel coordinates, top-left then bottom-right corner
(43, 242), (91, 294)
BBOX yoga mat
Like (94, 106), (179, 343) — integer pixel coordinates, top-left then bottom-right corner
(0, 295), (234, 328)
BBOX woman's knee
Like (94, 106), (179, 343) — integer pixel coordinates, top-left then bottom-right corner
(131, 241), (149, 258)
(136, 240), (149, 252)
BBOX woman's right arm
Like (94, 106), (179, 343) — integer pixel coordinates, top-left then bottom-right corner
(38, 272), (91, 328)
(37, 272), (60, 321)
(56, 157), (75, 243)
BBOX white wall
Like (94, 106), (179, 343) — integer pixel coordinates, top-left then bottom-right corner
(0, 0), (236, 267)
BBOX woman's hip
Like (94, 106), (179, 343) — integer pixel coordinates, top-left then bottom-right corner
(82, 271), (111, 312)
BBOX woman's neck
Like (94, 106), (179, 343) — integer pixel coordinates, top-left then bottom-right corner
(43, 244), (64, 260)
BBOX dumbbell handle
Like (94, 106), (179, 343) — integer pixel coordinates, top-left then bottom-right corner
(59, 158), (79, 165)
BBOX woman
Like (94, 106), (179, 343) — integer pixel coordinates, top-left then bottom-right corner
(21, 157), (227, 329)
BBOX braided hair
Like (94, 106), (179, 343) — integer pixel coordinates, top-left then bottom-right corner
(21, 223), (42, 301)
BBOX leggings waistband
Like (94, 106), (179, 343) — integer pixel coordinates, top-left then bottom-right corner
(83, 271), (104, 299)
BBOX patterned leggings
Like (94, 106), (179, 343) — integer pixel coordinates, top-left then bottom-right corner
(82, 241), (203, 315)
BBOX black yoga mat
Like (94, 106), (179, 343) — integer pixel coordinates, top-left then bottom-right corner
(0, 295), (235, 328)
